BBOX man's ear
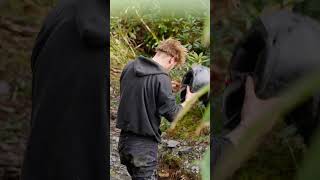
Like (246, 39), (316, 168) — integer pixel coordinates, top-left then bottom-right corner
(169, 57), (177, 65)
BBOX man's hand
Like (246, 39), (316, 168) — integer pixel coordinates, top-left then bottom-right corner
(185, 86), (196, 101)
(240, 76), (279, 127)
(171, 80), (181, 93)
(227, 76), (280, 145)
(181, 86), (196, 107)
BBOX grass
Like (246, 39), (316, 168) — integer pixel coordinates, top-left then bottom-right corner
(164, 104), (209, 141)
(159, 152), (200, 180)
(233, 129), (305, 180)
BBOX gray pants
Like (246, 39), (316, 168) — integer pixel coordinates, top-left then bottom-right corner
(118, 131), (158, 180)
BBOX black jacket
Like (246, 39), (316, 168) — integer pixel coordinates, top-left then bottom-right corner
(21, 0), (108, 179)
(116, 56), (182, 142)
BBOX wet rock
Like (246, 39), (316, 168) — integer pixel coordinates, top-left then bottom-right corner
(167, 140), (180, 148)
(191, 166), (199, 174)
(178, 146), (193, 155)
(161, 132), (167, 137)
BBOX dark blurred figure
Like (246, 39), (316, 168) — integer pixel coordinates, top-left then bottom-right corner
(21, 0), (109, 180)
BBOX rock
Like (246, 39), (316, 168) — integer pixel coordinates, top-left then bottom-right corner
(191, 166), (199, 174)
(161, 132), (167, 137)
(0, 80), (10, 96)
(161, 139), (168, 144)
(178, 146), (193, 155)
(112, 136), (119, 143)
(158, 170), (170, 178)
(167, 140), (180, 148)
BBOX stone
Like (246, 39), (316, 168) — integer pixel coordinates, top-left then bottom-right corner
(178, 146), (193, 155)
(167, 140), (180, 148)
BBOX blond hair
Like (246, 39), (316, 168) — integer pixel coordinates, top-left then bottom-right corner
(155, 38), (188, 65)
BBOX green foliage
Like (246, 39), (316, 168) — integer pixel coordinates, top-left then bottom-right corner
(111, 6), (210, 82)
(187, 51), (210, 67)
(111, 12), (209, 57)
(167, 105), (205, 140)
(111, 0), (209, 18)
(171, 85), (210, 129)
(162, 153), (183, 168)
(160, 119), (171, 133)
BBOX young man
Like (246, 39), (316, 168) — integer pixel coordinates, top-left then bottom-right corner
(116, 38), (194, 179)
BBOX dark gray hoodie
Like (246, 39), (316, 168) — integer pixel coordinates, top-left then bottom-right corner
(116, 56), (182, 142)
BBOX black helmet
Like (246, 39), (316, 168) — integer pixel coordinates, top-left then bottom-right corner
(222, 10), (320, 145)
(180, 65), (210, 105)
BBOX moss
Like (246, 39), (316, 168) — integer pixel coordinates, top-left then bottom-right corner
(162, 153), (183, 169)
(166, 104), (206, 141)
(159, 152), (200, 180)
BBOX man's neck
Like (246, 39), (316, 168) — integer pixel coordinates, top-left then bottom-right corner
(152, 56), (167, 70)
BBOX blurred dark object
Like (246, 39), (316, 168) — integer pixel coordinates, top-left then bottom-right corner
(0, 0), (7, 7)
(0, 80), (10, 96)
(180, 65), (210, 105)
(294, 0), (320, 20)
(222, 10), (320, 145)
(21, 0), (108, 179)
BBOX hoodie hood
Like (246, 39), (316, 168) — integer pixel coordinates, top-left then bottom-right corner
(133, 56), (168, 77)
(58, 0), (108, 48)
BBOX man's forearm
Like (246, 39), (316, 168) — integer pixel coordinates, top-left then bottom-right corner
(164, 104), (183, 122)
